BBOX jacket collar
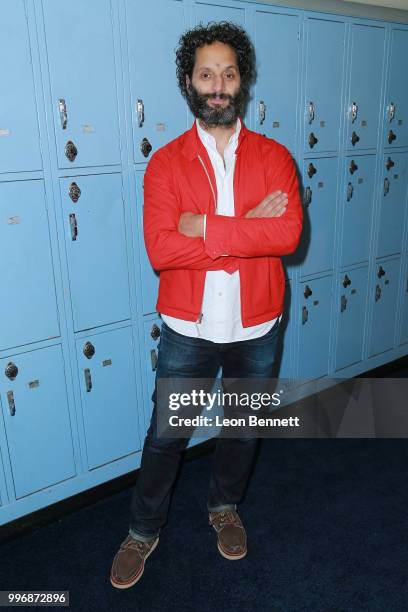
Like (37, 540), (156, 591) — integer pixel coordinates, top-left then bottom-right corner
(181, 117), (248, 161)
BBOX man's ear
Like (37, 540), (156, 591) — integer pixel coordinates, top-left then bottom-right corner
(185, 74), (191, 89)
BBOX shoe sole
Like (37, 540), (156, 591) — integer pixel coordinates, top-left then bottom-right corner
(217, 541), (247, 561)
(110, 536), (159, 589)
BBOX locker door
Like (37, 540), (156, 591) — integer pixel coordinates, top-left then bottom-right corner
(254, 10), (300, 153)
(76, 326), (140, 470)
(0, 345), (76, 499)
(300, 158), (338, 276)
(0, 1), (42, 173)
(384, 28), (408, 149)
(42, 0), (120, 168)
(276, 282), (292, 388)
(400, 256), (408, 345)
(135, 172), (159, 315)
(346, 24), (386, 151)
(340, 155), (376, 267)
(126, 0), (187, 164)
(298, 276), (332, 380)
(60, 173), (131, 331)
(141, 317), (163, 433)
(369, 258), (400, 356)
(303, 17), (346, 153)
(377, 152), (408, 258)
(0, 180), (59, 350)
(335, 267), (369, 371)
(194, 2), (246, 26)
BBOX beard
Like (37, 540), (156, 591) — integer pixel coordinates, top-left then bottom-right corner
(185, 81), (247, 128)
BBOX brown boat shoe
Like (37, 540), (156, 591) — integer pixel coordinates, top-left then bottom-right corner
(110, 533), (159, 589)
(209, 509), (247, 560)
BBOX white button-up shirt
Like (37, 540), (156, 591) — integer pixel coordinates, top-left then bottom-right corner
(161, 118), (279, 342)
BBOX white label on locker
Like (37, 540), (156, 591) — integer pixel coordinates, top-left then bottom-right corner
(394, 174), (399, 180)
(313, 300), (319, 306)
(318, 182), (324, 188)
(28, 380), (39, 389)
(272, 121), (280, 128)
(351, 289), (357, 294)
(102, 359), (112, 367)
(361, 120), (367, 127)
(398, 120), (403, 125)
(0, 128), (11, 136)
(320, 121), (325, 127)
(7, 216), (20, 224)
(156, 123), (166, 132)
(82, 124), (95, 133)
(358, 178), (364, 184)
(385, 280), (390, 285)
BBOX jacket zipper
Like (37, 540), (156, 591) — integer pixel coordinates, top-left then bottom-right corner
(197, 154), (217, 214)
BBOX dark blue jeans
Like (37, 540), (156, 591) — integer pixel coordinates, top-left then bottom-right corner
(129, 317), (281, 541)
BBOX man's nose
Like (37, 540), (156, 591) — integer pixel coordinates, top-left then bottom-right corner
(212, 74), (224, 94)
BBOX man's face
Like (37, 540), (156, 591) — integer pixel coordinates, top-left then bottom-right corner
(185, 41), (244, 127)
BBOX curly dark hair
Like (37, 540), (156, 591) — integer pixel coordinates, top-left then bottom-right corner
(175, 21), (256, 100)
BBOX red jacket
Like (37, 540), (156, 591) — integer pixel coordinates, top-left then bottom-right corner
(143, 120), (303, 327)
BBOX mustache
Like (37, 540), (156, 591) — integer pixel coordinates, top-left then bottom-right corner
(204, 93), (234, 101)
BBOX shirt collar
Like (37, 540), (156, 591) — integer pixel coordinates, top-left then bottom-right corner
(196, 117), (241, 152)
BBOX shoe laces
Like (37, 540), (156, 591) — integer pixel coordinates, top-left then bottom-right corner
(122, 535), (153, 555)
(216, 510), (239, 526)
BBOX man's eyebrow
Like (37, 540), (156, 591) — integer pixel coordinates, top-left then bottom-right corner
(197, 64), (238, 70)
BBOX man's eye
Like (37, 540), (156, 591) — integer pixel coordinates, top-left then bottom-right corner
(201, 73), (211, 79)
(226, 73), (235, 79)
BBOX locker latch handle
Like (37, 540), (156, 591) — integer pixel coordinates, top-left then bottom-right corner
(384, 178), (390, 196)
(340, 295), (348, 312)
(375, 284), (381, 302)
(377, 265), (386, 279)
(69, 213), (78, 240)
(386, 157), (395, 171)
(343, 274), (351, 288)
(308, 101), (315, 124)
(350, 101), (358, 123)
(308, 132), (318, 149)
(351, 131), (360, 146)
(302, 305), (308, 325)
(349, 159), (358, 175)
(304, 186), (312, 207)
(303, 284), (313, 299)
(258, 100), (266, 125)
(58, 98), (67, 129)
(307, 163), (317, 178)
(388, 130), (397, 144)
(7, 391), (16, 416)
(151, 349), (158, 371)
(137, 99), (145, 128)
(387, 102), (395, 122)
(347, 182), (354, 202)
(84, 368), (92, 392)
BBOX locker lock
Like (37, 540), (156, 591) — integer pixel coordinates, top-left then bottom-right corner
(303, 285), (313, 299)
(386, 157), (395, 171)
(342, 274), (351, 288)
(69, 182), (81, 203)
(388, 130), (397, 144)
(307, 163), (317, 178)
(351, 131), (360, 146)
(150, 324), (161, 340)
(65, 140), (78, 162)
(377, 266), (386, 279)
(83, 341), (96, 359)
(140, 137), (152, 158)
(5, 362), (18, 381)
(308, 132), (318, 149)
(349, 160), (358, 175)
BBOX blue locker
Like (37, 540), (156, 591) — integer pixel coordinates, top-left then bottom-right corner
(134, 172), (159, 315)
(75, 326), (140, 470)
(298, 275), (332, 380)
(303, 17), (346, 153)
(253, 8), (300, 153)
(141, 317), (163, 433)
(340, 155), (376, 267)
(0, 1), (42, 173)
(60, 173), (131, 331)
(194, 1), (246, 26)
(41, 0), (121, 168)
(369, 257), (401, 356)
(0, 345), (76, 499)
(346, 23), (386, 151)
(300, 157), (338, 276)
(335, 266), (369, 371)
(126, 0), (187, 164)
(0, 180), (60, 350)
(276, 282), (292, 385)
(384, 28), (408, 148)
(376, 152), (408, 258)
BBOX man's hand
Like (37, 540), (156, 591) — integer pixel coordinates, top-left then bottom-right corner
(178, 212), (205, 237)
(244, 191), (288, 218)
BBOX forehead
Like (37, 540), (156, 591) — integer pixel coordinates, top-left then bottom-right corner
(193, 41), (238, 69)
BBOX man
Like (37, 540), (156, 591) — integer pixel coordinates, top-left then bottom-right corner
(110, 21), (302, 589)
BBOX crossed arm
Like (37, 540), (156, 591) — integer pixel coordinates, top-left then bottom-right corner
(143, 148), (303, 271)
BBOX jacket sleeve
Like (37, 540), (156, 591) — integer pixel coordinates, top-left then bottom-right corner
(143, 151), (239, 272)
(204, 146), (303, 259)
